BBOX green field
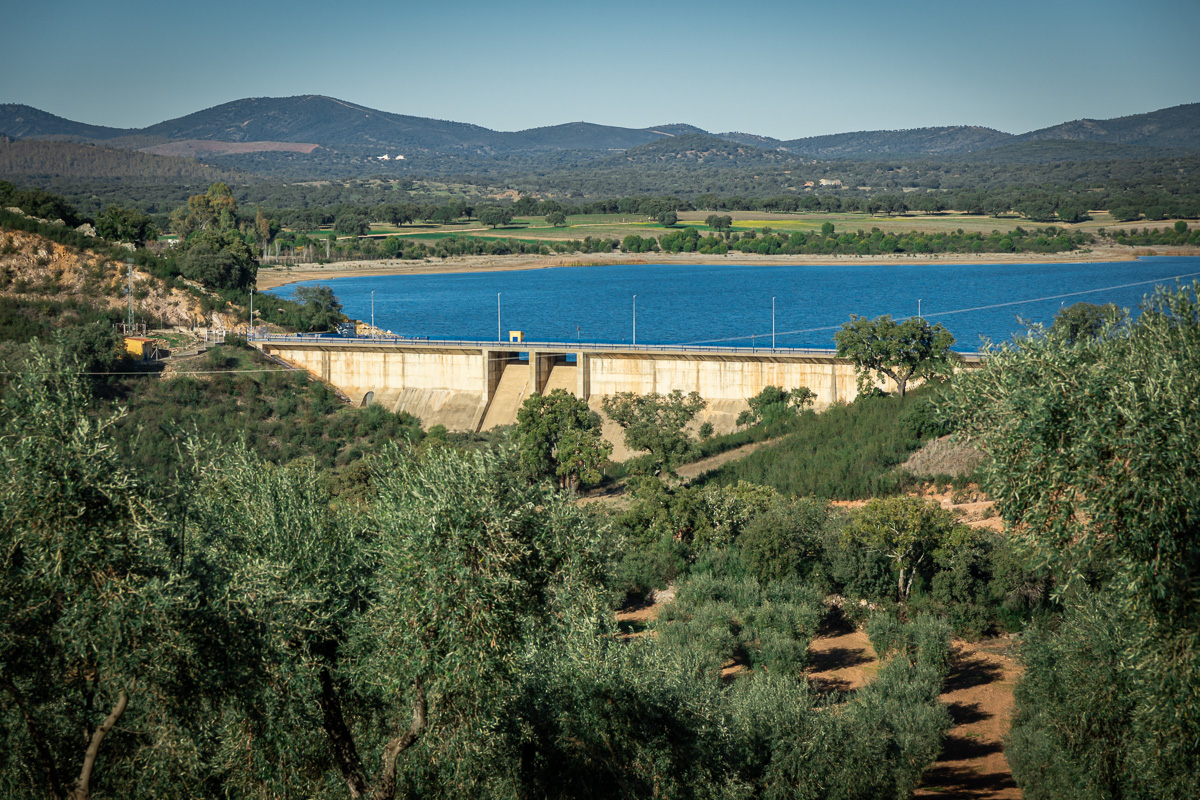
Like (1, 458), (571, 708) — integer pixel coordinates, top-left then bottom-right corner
(288, 209), (1131, 244)
(348, 208), (1123, 242)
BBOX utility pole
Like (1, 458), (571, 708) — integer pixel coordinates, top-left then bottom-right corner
(126, 261), (135, 332)
(371, 291), (375, 339)
(497, 293), (501, 342)
(250, 289), (254, 339)
(772, 296), (776, 349)
(632, 294), (637, 346)
(918, 298), (922, 319)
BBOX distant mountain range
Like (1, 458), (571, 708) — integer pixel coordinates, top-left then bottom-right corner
(2, 96), (1197, 175)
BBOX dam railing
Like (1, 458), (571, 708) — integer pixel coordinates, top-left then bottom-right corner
(248, 332), (981, 361)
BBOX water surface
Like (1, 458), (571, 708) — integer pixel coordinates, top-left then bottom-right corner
(267, 256), (1200, 351)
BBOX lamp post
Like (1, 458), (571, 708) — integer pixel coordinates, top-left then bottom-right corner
(772, 296), (775, 349)
(632, 294), (637, 346)
(918, 298), (922, 319)
(249, 289), (254, 340)
(371, 291), (375, 339)
(497, 293), (501, 342)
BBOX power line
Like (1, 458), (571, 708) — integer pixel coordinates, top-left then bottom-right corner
(681, 270), (1200, 346)
(0, 368), (298, 376)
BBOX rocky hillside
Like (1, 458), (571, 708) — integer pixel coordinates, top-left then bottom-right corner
(0, 228), (210, 327)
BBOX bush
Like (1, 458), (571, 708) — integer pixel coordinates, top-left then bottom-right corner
(866, 611), (906, 660)
(739, 497), (831, 585)
(656, 574), (823, 678)
(866, 611), (952, 676)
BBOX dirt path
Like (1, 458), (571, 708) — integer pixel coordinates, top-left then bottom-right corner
(807, 628), (878, 693)
(806, 628), (1023, 798)
(915, 638), (1023, 798)
(673, 440), (769, 482)
(576, 440), (770, 508)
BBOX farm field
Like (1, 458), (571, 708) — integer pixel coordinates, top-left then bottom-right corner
(291, 210), (1135, 243)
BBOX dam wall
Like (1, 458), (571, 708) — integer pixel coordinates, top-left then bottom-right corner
(254, 338), (907, 435)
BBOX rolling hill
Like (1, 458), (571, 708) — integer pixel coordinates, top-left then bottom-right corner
(1, 96), (1196, 181)
(0, 104), (133, 141)
(777, 126), (1014, 159)
(1012, 103), (1200, 150)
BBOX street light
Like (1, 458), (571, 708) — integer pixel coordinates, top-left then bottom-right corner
(497, 292), (502, 342)
(249, 289), (254, 340)
(632, 294), (637, 346)
(772, 296), (775, 349)
(918, 298), (922, 319)
(371, 291), (375, 339)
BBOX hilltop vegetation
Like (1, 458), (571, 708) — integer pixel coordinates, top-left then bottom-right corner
(0, 139), (247, 185)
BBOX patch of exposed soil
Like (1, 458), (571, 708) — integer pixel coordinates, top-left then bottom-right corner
(0, 230), (208, 326)
(832, 483), (1003, 531)
(141, 140), (321, 158)
(807, 628), (878, 693)
(614, 586), (673, 640)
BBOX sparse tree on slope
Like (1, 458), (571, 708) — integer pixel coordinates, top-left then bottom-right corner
(834, 314), (956, 398)
(602, 390), (706, 474)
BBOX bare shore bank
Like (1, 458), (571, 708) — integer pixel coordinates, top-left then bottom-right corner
(254, 244), (1199, 291)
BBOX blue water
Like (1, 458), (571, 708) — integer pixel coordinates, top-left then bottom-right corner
(266, 256), (1200, 351)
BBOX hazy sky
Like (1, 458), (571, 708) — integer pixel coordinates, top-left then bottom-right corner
(5, 0), (1198, 139)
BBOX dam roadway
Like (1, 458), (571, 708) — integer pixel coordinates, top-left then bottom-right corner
(251, 335), (976, 435)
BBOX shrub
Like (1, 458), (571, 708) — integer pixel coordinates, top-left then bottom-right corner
(739, 497), (831, 585)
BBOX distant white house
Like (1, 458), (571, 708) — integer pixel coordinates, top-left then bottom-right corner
(375, 154), (406, 161)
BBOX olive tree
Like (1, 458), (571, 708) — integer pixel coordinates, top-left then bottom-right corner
(942, 283), (1200, 798)
(188, 443), (611, 799)
(0, 348), (197, 800)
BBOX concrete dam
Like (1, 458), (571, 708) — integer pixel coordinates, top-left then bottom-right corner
(252, 337), (918, 438)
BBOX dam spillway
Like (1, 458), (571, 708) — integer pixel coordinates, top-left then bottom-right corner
(251, 336), (965, 435)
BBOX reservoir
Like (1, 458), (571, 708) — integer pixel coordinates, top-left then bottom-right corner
(266, 256), (1200, 351)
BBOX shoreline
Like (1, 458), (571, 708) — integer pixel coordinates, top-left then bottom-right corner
(254, 245), (1198, 291)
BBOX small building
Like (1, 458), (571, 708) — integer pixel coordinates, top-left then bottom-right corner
(509, 330), (525, 343)
(123, 337), (156, 361)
